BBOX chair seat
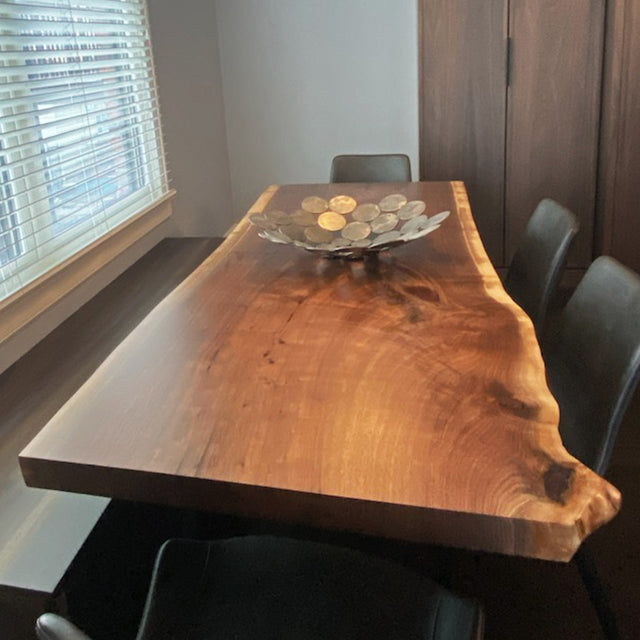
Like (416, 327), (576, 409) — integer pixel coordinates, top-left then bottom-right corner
(136, 536), (482, 640)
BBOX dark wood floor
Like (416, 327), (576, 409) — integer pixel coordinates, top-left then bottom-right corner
(3, 240), (638, 638)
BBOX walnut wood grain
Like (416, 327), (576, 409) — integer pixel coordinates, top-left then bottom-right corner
(19, 182), (620, 562)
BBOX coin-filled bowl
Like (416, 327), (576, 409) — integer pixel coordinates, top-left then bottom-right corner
(249, 192), (450, 258)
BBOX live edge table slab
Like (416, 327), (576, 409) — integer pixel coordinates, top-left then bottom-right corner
(19, 181), (620, 562)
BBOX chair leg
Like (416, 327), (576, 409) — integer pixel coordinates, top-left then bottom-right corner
(574, 546), (621, 640)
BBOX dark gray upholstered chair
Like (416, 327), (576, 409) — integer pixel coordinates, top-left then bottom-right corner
(546, 256), (640, 477)
(504, 198), (579, 336)
(330, 153), (412, 183)
(545, 256), (640, 640)
(36, 536), (484, 640)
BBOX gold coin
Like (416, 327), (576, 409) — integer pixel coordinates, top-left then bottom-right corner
(291, 209), (317, 226)
(370, 213), (398, 234)
(329, 195), (357, 214)
(301, 196), (329, 214)
(249, 213), (277, 230)
(379, 193), (408, 212)
(352, 203), (380, 222)
(318, 211), (347, 231)
(397, 200), (426, 220)
(341, 221), (371, 241)
(304, 226), (334, 244)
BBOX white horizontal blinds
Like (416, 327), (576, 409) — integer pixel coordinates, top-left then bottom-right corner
(0, 0), (169, 301)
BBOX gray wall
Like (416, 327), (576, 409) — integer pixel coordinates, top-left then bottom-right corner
(216, 0), (420, 221)
(150, 0), (419, 233)
(148, 0), (234, 236)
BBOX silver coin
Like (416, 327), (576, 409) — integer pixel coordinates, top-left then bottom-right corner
(329, 195), (357, 214)
(401, 214), (430, 234)
(280, 224), (306, 242)
(370, 213), (398, 234)
(371, 230), (402, 246)
(397, 200), (426, 220)
(301, 196), (329, 214)
(318, 211), (347, 231)
(401, 225), (441, 242)
(428, 210), (451, 225)
(330, 237), (352, 248)
(341, 221), (371, 241)
(379, 193), (407, 212)
(291, 209), (317, 226)
(352, 203), (381, 222)
(264, 209), (291, 224)
(259, 229), (290, 244)
(351, 238), (372, 248)
(302, 243), (326, 252)
(401, 211), (449, 240)
(305, 226), (334, 244)
(250, 213), (277, 230)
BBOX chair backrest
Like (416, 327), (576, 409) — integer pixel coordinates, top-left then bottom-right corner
(136, 536), (483, 640)
(545, 256), (640, 475)
(330, 153), (411, 183)
(504, 199), (579, 335)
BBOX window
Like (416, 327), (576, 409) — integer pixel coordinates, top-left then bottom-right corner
(0, 0), (169, 301)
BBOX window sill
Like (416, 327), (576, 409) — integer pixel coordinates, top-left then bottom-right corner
(0, 190), (175, 372)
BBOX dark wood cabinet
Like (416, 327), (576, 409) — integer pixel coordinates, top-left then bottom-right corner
(420, 0), (606, 271)
(505, 0), (604, 267)
(419, 0), (507, 264)
(599, 0), (640, 273)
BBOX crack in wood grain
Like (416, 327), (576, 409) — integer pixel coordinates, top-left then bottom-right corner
(375, 281), (428, 323)
(206, 348), (221, 372)
(381, 281), (408, 306)
(407, 306), (424, 323)
(403, 284), (441, 303)
(543, 463), (575, 505)
(486, 381), (539, 420)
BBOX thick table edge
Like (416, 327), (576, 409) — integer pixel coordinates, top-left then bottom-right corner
(18, 455), (611, 563)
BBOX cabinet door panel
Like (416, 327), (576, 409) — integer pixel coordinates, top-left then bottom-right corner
(506, 0), (604, 267)
(600, 0), (640, 273)
(420, 0), (507, 265)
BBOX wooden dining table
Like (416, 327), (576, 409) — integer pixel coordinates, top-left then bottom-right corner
(19, 181), (620, 562)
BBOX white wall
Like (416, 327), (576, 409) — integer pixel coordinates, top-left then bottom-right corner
(215, 0), (419, 220)
(148, 0), (234, 236)
(1, 1), (420, 370)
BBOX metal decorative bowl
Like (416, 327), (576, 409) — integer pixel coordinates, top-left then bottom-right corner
(249, 192), (450, 258)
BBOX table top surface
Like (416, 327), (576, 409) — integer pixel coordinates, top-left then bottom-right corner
(19, 181), (620, 561)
